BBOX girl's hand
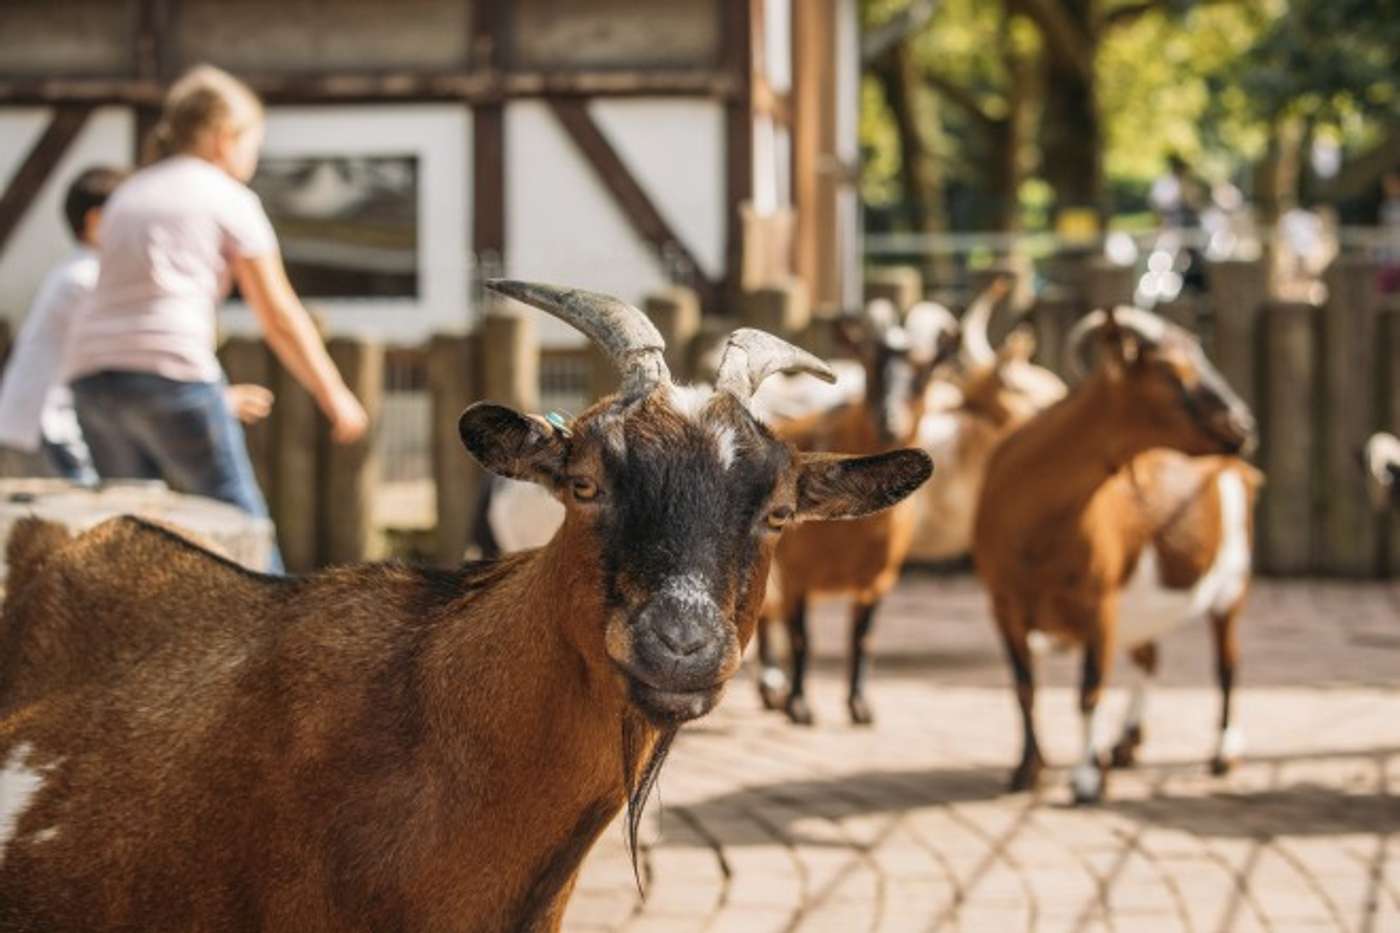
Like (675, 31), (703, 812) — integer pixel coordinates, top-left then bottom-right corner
(324, 386), (369, 444)
(226, 383), (274, 424)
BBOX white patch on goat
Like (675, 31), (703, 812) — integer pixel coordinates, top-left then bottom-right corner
(0, 743), (46, 859)
(668, 384), (714, 421)
(1117, 470), (1251, 649)
(1122, 673), (1150, 733)
(30, 826), (59, 844)
(1216, 725), (1246, 763)
(661, 573), (718, 612)
(1070, 705), (1109, 800)
(712, 426), (737, 470)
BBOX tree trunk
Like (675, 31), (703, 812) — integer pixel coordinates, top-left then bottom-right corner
(1028, 0), (1103, 222)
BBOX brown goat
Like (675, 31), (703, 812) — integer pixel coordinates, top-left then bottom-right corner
(973, 306), (1260, 803)
(755, 297), (958, 726)
(0, 282), (932, 931)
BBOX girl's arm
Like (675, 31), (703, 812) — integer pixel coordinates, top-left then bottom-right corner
(232, 253), (368, 443)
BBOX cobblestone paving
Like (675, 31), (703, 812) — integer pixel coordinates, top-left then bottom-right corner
(565, 576), (1400, 932)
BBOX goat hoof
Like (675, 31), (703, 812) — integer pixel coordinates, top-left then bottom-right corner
(1209, 755), (1235, 777)
(848, 696), (874, 727)
(1070, 760), (1108, 805)
(1110, 729), (1142, 770)
(785, 695), (815, 726)
(758, 682), (785, 712)
(1008, 758), (1044, 793)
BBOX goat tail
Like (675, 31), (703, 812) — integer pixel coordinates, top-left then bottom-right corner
(5, 517), (71, 594)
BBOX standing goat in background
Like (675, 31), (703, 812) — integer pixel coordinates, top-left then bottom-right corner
(0, 282), (932, 931)
(974, 306), (1261, 803)
(756, 294), (959, 726)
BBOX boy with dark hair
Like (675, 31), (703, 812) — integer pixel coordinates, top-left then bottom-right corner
(0, 166), (127, 479)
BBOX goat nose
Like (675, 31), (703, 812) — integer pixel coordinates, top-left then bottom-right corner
(654, 614), (707, 657)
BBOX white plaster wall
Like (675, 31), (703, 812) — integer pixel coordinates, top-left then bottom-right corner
(589, 99), (725, 283)
(764, 0), (793, 92)
(220, 104), (471, 342)
(506, 100), (719, 348)
(0, 107), (133, 324)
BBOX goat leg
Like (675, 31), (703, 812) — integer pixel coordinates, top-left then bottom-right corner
(1111, 641), (1158, 769)
(783, 597), (815, 726)
(847, 599), (880, 726)
(1209, 608), (1244, 775)
(997, 616), (1044, 792)
(755, 615), (787, 711)
(1070, 627), (1115, 805)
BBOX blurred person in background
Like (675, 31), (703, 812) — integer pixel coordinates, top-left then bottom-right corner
(66, 65), (368, 571)
(0, 167), (125, 482)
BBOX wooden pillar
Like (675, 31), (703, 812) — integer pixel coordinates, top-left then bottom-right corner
(427, 334), (481, 567)
(792, 0), (836, 310)
(644, 286), (701, 380)
(1257, 301), (1319, 575)
(722, 0), (756, 309)
(320, 338), (383, 565)
(1319, 257), (1383, 576)
(217, 338), (277, 501)
(1207, 258), (1268, 412)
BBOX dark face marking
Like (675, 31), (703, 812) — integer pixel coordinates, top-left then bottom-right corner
(1136, 333), (1256, 456)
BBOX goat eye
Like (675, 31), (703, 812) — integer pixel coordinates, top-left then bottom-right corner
(570, 477), (599, 502)
(766, 505), (794, 530)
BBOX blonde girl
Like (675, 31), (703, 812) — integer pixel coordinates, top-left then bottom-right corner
(68, 65), (368, 570)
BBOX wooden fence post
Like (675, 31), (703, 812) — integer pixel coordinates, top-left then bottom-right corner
(644, 285), (701, 381)
(1207, 258), (1268, 412)
(272, 359), (322, 573)
(1383, 301), (1400, 577)
(321, 338), (383, 565)
(427, 334), (480, 567)
(481, 311), (538, 410)
(741, 280), (811, 338)
(1318, 257), (1384, 576)
(863, 265), (921, 312)
(1030, 286), (1080, 378)
(218, 338), (277, 502)
(1257, 301), (1319, 575)
(1083, 259), (1136, 310)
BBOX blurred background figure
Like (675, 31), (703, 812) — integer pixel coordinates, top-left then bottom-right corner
(64, 65), (367, 570)
(0, 166), (126, 483)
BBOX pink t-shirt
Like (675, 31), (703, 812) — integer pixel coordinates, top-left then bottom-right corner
(67, 155), (278, 383)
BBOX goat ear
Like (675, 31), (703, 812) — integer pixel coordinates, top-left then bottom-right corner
(458, 402), (569, 487)
(794, 449), (933, 522)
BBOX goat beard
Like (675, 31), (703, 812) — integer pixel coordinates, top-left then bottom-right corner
(620, 713), (679, 894)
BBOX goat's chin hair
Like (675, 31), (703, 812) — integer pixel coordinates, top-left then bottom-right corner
(621, 713), (679, 894)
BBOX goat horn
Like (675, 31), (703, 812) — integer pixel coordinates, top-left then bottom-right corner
(714, 328), (836, 402)
(959, 278), (1008, 369)
(1065, 305), (1170, 380)
(484, 280), (670, 398)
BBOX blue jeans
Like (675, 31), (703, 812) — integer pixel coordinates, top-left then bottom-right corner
(72, 371), (283, 572)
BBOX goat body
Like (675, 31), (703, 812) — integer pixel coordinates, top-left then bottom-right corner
(974, 320), (1260, 803)
(0, 517), (640, 931)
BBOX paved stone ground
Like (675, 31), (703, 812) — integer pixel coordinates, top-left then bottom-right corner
(565, 575), (1400, 933)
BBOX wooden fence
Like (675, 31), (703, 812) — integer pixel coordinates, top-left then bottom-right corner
(6, 252), (1385, 577)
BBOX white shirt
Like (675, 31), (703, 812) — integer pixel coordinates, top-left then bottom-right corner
(67, 156), (279, 384)
(0, 247), (96, 452)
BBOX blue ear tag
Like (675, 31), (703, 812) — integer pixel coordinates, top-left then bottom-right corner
(545, 411), (573, 437)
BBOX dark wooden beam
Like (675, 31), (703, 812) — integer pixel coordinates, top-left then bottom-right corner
(472, 106), (505, 262)
(0, 70), (741, 108)
(547, 98), (719, 308)
(722, 0), (757, 311)
(0, 106), (93, 254)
